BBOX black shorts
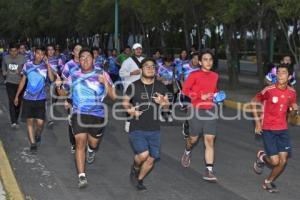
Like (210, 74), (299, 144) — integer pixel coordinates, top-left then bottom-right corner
(71, 114), (105, 139)
(21, 99), (46, 120)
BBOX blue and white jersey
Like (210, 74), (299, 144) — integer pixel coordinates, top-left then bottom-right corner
(61, 59), (80, 80)
(174, 58), (190, 81)
(22, 61), (48, 100)
(157, 63), (174, 85)
(107, 56), (119, 75)
(94, 55), (107, 70)
(63, 68), (113, 117)
(48, 56), (64, 75)
(182, 62), (199, 81)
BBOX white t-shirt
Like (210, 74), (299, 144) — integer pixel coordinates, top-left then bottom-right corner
(119, 56), (144, 92)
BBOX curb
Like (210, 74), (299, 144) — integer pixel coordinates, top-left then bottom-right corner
(224, 100), (300, 126)
(0, 140), (24, 200)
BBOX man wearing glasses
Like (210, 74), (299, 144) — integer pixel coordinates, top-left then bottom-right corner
(122, 58), (170, 191)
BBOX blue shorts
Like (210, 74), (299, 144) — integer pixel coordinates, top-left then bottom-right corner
(128, 130), (161, 159)
(262, 130), (292, 157)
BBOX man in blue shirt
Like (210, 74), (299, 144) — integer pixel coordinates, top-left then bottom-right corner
(56, 48), (116, 189)
(14, 47), (54, 152)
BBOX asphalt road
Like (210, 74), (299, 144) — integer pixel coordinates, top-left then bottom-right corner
(0, 85), (299, 200)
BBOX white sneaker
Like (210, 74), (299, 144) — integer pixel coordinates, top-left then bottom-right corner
(159, 115), (166, 122)
(167, 115), (173, 122)
(125, 121), (130, 133)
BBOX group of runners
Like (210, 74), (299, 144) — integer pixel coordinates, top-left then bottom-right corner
(1, 42), (298, 193)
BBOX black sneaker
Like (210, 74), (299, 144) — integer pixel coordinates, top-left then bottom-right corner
(253, 150), (265, 174)
(30, 143), (37, 153)
(78, 176), (88, 188)
(136, 180), (147, 191)
(130, 165), (139, 186)
(262, 180), (279, 193)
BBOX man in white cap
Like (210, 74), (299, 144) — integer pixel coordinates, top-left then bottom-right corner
(120, 43), (144, 132)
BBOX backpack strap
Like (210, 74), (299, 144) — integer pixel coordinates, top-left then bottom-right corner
(131, 56), (141, 67)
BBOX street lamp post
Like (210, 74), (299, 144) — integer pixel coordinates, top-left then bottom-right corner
(114, 0), (120, 52)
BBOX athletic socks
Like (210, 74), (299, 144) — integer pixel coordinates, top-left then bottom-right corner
(184, 149), (191, 155)
(78, 173), (86, 178)
(87, 145), (96, 152)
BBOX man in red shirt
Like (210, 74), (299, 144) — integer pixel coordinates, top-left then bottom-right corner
(180, 49), (219, 182)
(252, 64), (298, 193)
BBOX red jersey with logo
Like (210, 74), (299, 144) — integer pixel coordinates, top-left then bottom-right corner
(255, 85), (297, 130)
(182, 70), (218, 109)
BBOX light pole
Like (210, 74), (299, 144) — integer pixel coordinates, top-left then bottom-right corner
(114, 0), (120, 52)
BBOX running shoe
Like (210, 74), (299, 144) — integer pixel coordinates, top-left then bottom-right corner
(78, 176), (88, 188)
(262, 180), (279, 193)
(136, 180), (147, 191)
(130, 165), (138, 186)
(202, 169), (218, 182)
(159, 114), (166, 122)
(167, 115), (173, 122)
(10, 123), (17, 128)
(253, 150), (266, 174)
(86, 150), (96, 164)
(30, 143), (37, 153)
(181, 151), (191, 168)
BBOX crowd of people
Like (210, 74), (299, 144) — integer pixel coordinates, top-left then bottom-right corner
(0, 42), (298, 194)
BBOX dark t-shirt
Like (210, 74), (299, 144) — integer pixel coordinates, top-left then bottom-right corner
(126, 79), (168, 132)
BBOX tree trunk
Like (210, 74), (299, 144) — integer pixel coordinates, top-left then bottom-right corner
(224, 24), (239, 89)
(256, 19), (264, 85)
(182, 16), (191, 51)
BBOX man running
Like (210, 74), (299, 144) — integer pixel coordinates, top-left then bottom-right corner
(56, 48), (116, 188)
(180, 49), (220, 182)
(2, 43), (26, 128)
(123, 57), (169, 191)
(61, 44), (82, 153)
(252, 64), (298, 193)
(156, 54), (175, 122)
(107, 49), (119, 83)
(119, 43), (144, 132)
(45, 44), (65, 127)
(14, 46), (54, 152)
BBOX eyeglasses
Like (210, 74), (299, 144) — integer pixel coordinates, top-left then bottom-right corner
(143, 64), (156, 69)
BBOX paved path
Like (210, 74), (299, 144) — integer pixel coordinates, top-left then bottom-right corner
(0, 85), (299, 200)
